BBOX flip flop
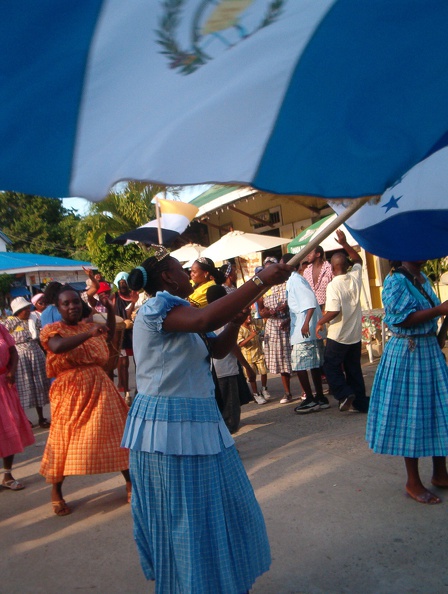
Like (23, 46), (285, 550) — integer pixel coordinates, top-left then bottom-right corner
(406, 487), (441, 504)
(2, 479), (25, 491)
(39, 418), (51, 428)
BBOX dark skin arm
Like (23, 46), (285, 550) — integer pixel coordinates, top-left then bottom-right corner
(208, 322), (242, 359)
(238, 329), (257, 348)
(125, 291), (139, 320)
(47, 324), (108, 354)
(232, 344), (256, 382)
(301, 308), (315, 338)
(397, 301), (448, 328)
(163, 264), (291, 335)
(207, 309), (250, 359)
(83, 267), (100, 298)
(98, 294), (116, 342)
(6, 346), (18, 385)
(335, 229), (362, 265)
(316, 310), (339, 339)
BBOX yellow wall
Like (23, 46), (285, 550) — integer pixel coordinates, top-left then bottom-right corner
(205, 194), (328, 244)
(436, 284), (448, 301)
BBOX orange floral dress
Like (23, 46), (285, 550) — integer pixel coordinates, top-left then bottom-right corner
(39, 321), (129, 483)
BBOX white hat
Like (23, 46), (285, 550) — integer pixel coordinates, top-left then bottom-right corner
(11, 296), (32, 315)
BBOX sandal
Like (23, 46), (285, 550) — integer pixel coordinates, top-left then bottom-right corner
(126, 482), (132, 504)
(2, 478), (25, 491)
(52, 499), (72, 516)
(39, 418), (51, 428)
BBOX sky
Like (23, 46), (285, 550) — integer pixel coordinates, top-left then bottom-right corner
(62, 184), (210, 216)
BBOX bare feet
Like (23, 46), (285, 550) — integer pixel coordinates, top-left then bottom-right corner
(126, 481), (132, 504)
(406, 485), (441, 504)
(431, 477), (448, 488)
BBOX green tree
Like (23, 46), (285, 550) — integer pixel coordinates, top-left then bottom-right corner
(82, 182), (176, 280)
(0, 192), (83, 258)
(0, 273), (12, 312)
(422, 258), (448, 299)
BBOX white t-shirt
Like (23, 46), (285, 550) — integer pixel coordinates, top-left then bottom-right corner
(325, 263), (362, 344)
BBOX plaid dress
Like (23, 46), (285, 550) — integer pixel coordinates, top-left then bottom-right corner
(366, 272), (448, 457)
(122, 292), (271, 593)
(0, 325), (35, 458)
(262, 284), (292, 374)
(1, 316), (50, 409)
(39, 322), (129, 483)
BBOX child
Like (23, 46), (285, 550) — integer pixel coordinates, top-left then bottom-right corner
(238, 314), (270, 404)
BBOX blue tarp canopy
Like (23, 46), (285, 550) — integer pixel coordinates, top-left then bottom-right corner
(0, 252), (91, 275)
(10, 286), (31, 297)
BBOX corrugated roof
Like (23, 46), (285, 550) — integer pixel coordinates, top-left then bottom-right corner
(190, 185), (241, 208)
(0, 252), (91, 274)
(190, 185), (260, 217)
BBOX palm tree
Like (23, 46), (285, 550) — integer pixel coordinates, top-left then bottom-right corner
(82, 182), (178, 280)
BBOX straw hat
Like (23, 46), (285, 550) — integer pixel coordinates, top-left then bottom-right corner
(11, 296), (32, 315)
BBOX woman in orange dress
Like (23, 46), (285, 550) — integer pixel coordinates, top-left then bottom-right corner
(39, 286), (130, 516)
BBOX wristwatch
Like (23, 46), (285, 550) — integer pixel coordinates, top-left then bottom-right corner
(251, 275), (264, 287)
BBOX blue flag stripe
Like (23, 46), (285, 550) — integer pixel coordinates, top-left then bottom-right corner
(345, 211), (448, 261)
(255, 0), (448, 198)
(0, 1), (103, 197)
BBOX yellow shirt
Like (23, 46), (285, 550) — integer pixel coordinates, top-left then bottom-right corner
(189, 280), (216, 308)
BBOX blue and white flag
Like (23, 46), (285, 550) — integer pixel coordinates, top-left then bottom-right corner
(1, 1), (448, 202)
(331, 147), (448, 261)
(107, 198), (199, 245)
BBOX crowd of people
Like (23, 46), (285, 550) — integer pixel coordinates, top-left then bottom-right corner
(1, 235), (448, 592)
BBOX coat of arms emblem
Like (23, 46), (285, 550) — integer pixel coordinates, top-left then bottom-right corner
(157, 0), (286, 75)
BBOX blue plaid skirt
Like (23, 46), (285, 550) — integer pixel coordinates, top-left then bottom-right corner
(130, 445), (271, 594)
(366, 334), (448, 457)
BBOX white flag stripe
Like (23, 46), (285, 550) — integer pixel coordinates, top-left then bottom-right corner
(71, 1), (335, 199)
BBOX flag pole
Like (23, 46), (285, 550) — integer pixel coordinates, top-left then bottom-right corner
(247, 195), (373, 305)
(287, 195), (373, 268)
(155, 196), (163, 245)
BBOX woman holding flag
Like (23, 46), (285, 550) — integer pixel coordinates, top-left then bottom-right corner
(123, 247), (291, 593)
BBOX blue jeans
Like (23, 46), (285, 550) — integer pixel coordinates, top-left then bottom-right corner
(324, 339), (366, 403)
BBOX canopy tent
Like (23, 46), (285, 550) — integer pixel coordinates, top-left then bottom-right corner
(0, 253), (91, 275)
(199, 230), (290, 263)
(288, 215), (358, 255)
(169, 243), (206, 263)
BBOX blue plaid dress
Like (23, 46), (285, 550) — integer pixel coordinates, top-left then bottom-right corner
(366, 272), (448, 457)
(122, 292), (270, 593)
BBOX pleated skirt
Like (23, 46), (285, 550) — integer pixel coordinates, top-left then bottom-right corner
(366, 335), (448, 457)
(130, 445), (271, 594)
(0, 375), (35, 458)
(15, 341), (50, 409)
